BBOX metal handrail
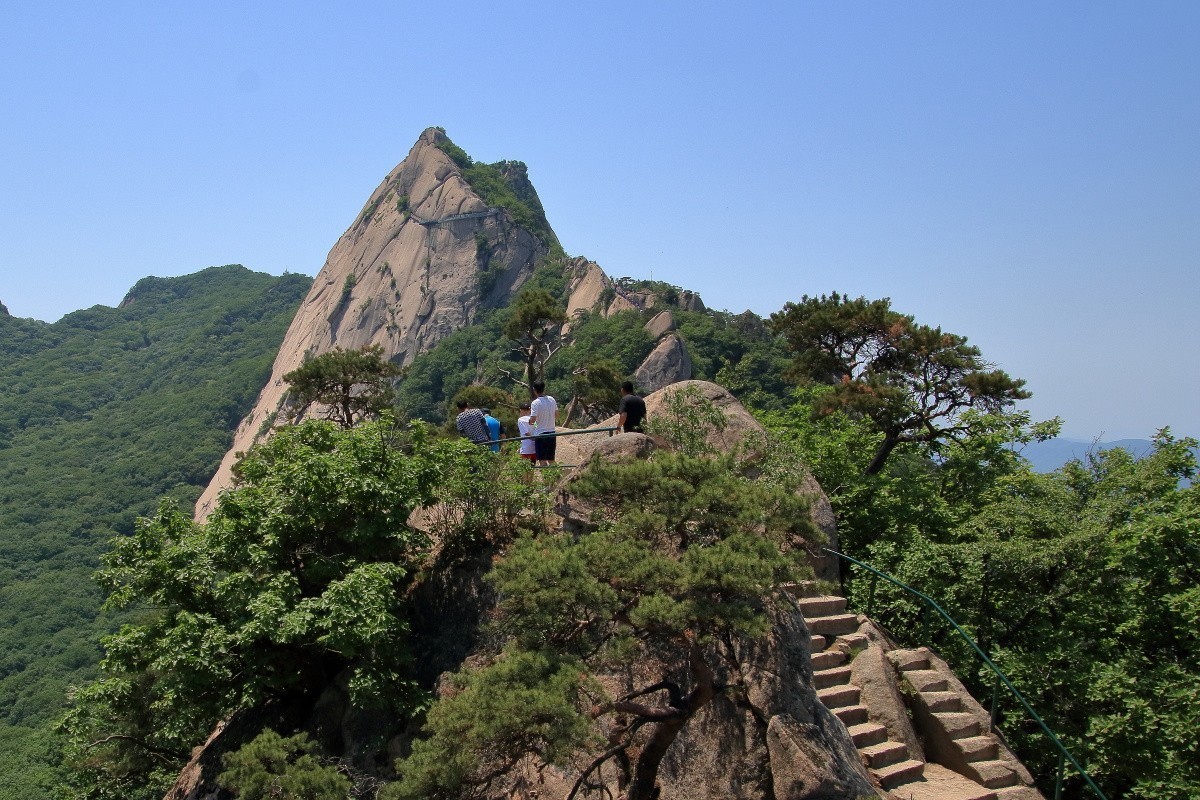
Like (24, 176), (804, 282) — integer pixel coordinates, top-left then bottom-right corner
(487, 426), (620, 446)
(823, 546), (1109, 800)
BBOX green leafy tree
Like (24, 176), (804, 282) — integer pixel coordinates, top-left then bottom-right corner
(501, 289), (567, 394)
(218, 730), (350, 800)
(564, 358), (622, 425)
(390, 452), (818, 800)
(769, 293), (1030, 474)
(282, 345), (402, 428)
(812, 422), (1200, 799)
(59, 417), (467, 799)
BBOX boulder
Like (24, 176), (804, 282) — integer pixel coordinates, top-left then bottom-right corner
(555, 381), (839, 578)
(634, 333), (693, 394)
(644, 309), (676, 339)
(849, 644), (924, 761)
(564, 257), (611, 322)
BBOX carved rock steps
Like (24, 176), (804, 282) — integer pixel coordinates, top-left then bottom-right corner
(795, 590), (1003, 800)
(890, 649), (1043, 797)
(798, 594), (928, 793)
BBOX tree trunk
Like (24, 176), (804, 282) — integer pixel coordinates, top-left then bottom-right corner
(623, 644), (716, 800)
(864, 434), (900, 475)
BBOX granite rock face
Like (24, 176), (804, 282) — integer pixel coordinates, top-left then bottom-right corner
(635, 333), (694, 393)
(196, 128), (551, 518)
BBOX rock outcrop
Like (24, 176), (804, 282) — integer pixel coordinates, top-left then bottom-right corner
(555, 381), (839, 581)
(635, 333), (693, 393)
(644, 309), (676, 339)
(196, 128), (553, 518)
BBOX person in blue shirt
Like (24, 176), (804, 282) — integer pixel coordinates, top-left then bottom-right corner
(482, 408), (502, 453)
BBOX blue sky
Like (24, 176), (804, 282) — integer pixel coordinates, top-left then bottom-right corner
(1, 1), (1196, 441)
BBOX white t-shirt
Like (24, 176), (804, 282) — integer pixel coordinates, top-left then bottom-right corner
(529, 394), (558, 435)
(517, 414), (536, 455)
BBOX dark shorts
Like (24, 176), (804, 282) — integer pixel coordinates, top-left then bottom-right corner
(534, 433), (557, 462)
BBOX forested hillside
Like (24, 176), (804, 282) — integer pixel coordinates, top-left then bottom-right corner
(0, 266), (310, 797)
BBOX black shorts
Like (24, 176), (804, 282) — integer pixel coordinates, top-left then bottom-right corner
(534, 433), (557, 462)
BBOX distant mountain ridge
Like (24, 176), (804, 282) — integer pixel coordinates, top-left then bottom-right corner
(1019, 437), (1196, 473)
(0, 265), (310, 796)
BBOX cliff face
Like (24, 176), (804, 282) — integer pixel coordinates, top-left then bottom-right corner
(196, 128), (550, 518)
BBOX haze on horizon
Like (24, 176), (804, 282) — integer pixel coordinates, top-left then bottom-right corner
(1, 1), (1196, 443)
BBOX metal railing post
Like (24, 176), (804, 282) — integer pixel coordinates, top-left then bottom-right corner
(989, 672), (1001, 732)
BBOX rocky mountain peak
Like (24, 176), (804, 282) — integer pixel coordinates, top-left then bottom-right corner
(196, 130), (553, 518)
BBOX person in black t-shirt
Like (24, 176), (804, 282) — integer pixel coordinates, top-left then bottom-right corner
(617, 380), (647, 433)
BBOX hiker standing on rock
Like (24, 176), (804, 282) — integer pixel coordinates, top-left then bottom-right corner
(618, 380), (647, 433)
(528, 381), (558, 466)
(516, 402), (537, 463)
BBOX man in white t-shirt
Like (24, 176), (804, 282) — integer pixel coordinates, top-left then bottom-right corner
(516, 401), (536, 463)
(527, 381), (558, 466)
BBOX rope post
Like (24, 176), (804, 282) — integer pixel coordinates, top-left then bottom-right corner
(866, 572), (879, 618)
(1054, 751), (1066, 800)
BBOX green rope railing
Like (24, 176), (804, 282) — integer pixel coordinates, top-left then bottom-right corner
(488, 425), (620, 446)
(822, 546), (1108, 800)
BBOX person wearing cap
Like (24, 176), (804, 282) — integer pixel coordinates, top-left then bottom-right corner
(516, 402), (536, 463)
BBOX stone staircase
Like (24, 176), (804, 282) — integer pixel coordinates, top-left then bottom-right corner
(794, 588), (1043, 800)
(797, 593), (930, 793)
(891, 649), (1042, 800)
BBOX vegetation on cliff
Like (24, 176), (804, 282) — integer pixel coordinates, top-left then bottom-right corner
(60, 417), (480, 798)
(389, 396), (818, 800)
(434, 131), (561, 255)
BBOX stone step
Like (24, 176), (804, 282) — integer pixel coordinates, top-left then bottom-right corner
(796, 594), (848, 617)
(917, 764), (1000, 800)
(813, 665), (853, 689)
(957, 735), (1000, 761)
(810, 649), (846, 670)
(861, 739), (909, 769)
(874, 758), (925, 789)
(936, 711), (985, 739)
(923, 690), (963, 712)
(816, 684), (860, 708)
(833, 704), (869, 726)
(809, 633), (829, 652)
(848, 721), (888, 748)
(992, 785), (1043, 800)
(968, 759), (1022, 789)
(890, 649), (931, 671)
(834, 632), (870, 652)
(904, 669), (949, 692)
(806, 612), (860, 636)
